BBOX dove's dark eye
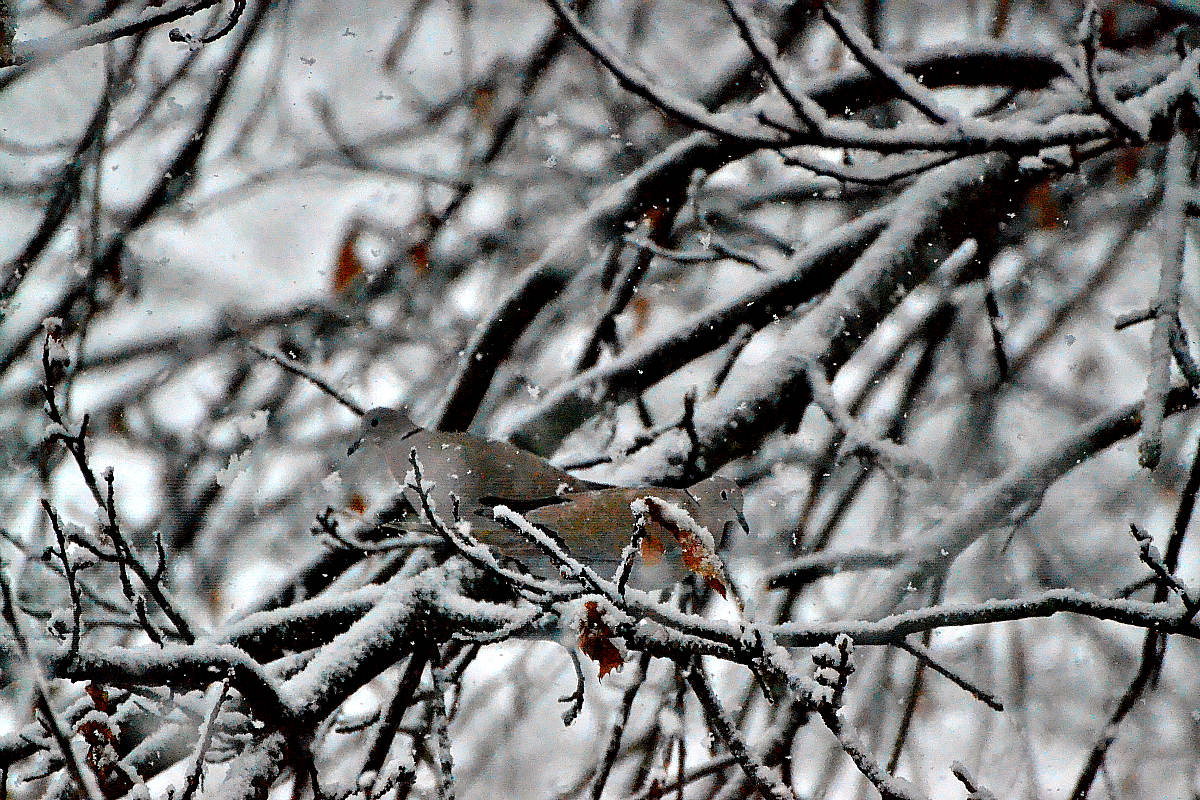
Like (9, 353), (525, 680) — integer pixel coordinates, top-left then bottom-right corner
(721, 489), (728, 500)
(371, 418), (380, 428)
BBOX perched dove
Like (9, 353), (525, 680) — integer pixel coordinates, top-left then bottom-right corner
(348, 408), (749, 591)
(348, 407), (607, 520)
(492, 476), (750, 591)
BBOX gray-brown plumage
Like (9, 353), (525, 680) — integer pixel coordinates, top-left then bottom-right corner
(490, 476), (749, 589)
(349, 408), (748, 590)
(349, 407), (606, 518)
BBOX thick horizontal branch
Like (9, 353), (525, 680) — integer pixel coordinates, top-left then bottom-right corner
(776, 588), (1200, 646)
(5, 0), (223, 69)
(438, 42), (1073, 433)
(29, 642), (292, 728)
(505, 206), (892, 455)
(223, 583), (387, 658)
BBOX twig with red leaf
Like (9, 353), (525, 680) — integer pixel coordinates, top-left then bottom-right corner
(0, 569), (105, 800)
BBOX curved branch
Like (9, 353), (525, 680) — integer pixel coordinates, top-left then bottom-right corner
(5, 0), (223, 69)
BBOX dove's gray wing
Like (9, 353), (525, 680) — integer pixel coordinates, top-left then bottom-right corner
(372, 426), (608, 527)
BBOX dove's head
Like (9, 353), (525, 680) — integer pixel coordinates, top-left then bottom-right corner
(347, 407), (420, 456)
(686, 475), (750, 539)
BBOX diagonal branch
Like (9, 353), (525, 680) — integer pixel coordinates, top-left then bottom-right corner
(542, 0), (782, 146)
(684, 658), (795, 800)
(719, 0), (826, 133)
(817, 0), (958, 127)
(1139, 115), (1194, 468)
(871, 386), (1200, 615)
(506, 207), (891, 454)
(5, 0), (223, 69)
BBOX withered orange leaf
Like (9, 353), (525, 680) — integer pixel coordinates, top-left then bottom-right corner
(410, 241), (430, 276)
(631, 293), (651, 336)
(1115, 145), (1143, 185)
(578, 601), (623, 679)
(1025, 181), (1061, 231)
(348, 492), (367, 516)
(644, 498), (729, 598)
(1100, 8), (1117, 45)
(640, 531), (664, 566)
(642, 204), (667, 231)
(80, 715), (135, 797)
(473, 87), (493, 121)
(333, 230), (364, 295)
(85, 683), (111, 713)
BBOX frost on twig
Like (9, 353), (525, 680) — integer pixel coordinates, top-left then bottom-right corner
(812, 635), (928, 800)
(799, 353), (935, 483)
(1129, 523), (1198, 617)
(1140, 117), (1194, 468)
(950, 761), (997, 800)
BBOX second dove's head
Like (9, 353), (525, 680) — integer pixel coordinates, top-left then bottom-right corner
(347, 406), (420, 456)
(686, 475), (750, 538)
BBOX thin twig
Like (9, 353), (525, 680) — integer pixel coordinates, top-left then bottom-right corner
(1139, 115), (1194, 468)
(178, 674), (233, 800)
(1128, 523), (1198, 614)
(799, 353), (935, 482)
(0, 570), (104, 800)
(1115, 305), (1157, 330)
(895, 639), (1004, 711)
(5, 0), (223, 68)
(1077, 3), (1148, 143)
(247, 343), (365, 416)
(684, 658), (795, 800)
(541, 0), (781, 145)
(813, 636), (928, 800)
(427, 643), (457, 800)
(40, 501), (84, 657)
(951, 761), (997, 800)
(590, 653), (651, 800)
(719, 0), (826, 132)
(170, 0), (247, 45)
(817, 0), (958, 127)
(1167, 316), (1200, 388)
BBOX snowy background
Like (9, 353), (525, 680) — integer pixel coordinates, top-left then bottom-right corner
(0, 0), (1199, 798)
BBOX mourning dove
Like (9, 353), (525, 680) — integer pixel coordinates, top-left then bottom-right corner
(349, 408), (748, 590)
(347, 407), (607, 519)
(492, 476), (750, 591)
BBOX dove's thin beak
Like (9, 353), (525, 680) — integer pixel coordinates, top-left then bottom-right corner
(347, 435), (364, 456)
(735, 509), (750, 535)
